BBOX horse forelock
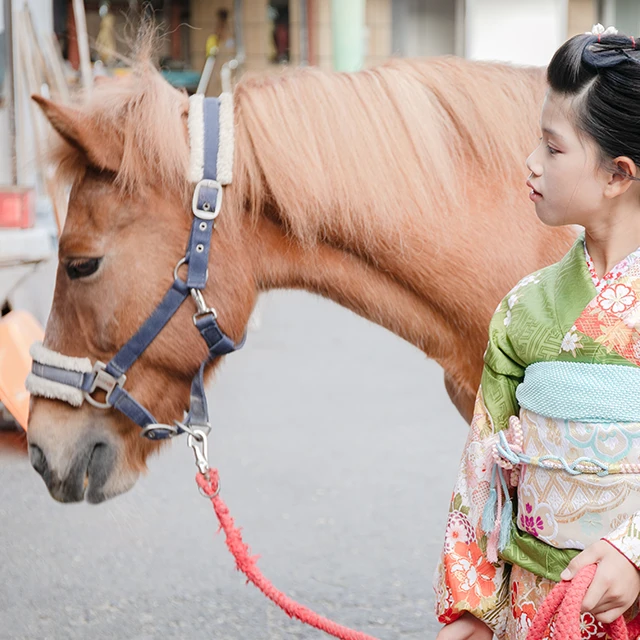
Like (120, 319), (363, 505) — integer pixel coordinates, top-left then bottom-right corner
(48, 63), (190, 200)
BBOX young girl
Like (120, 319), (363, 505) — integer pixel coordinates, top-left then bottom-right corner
(435, 26), (640, 640)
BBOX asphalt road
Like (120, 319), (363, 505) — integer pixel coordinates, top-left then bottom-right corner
(0, 290), (468, 640)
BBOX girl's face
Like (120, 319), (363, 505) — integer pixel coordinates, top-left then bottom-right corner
(525, 90), (609, 227)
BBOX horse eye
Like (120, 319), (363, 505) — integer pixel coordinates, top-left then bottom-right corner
(65, 258), (103, 280)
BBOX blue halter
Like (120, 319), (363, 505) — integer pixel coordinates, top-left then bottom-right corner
(30, 97), (244, 441)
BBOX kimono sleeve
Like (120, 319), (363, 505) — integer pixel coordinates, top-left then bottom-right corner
(433, 301), (525, 635)
(603, 514), (640, 570)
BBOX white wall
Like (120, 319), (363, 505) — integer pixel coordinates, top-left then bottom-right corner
(392, 0), (457, 57)
(465, 0), (568, 66)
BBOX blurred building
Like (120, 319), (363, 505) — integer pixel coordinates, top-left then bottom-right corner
(46, 0), (640, 92)
(184, 0), (640, 77)
(17, 0), (640, 95)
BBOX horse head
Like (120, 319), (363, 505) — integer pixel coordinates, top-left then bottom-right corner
(27, 69), (257, 503)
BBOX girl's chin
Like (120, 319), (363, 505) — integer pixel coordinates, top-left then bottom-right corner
(534, 203), (571, 228)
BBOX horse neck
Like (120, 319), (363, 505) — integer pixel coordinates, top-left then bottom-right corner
(247, 214), (486, 406)
(229, 64), (577, 417)
(242, 190), (576, 423)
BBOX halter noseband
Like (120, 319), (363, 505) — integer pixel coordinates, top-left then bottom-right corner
(26, 94), (243, 441)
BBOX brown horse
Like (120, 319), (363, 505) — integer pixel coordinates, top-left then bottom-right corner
(27, 49), (576, 503)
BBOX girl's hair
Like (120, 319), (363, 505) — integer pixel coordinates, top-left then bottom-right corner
(547, 32), (640, 170)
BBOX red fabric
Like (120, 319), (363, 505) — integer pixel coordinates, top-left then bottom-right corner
(196, 471), (380, 640)
(527, 565), (640, 640)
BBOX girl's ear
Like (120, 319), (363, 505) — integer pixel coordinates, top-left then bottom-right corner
(605, 156), (638, 198)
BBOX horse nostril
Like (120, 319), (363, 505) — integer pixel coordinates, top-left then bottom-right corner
(29, 444), (48, 477)
(85, 441), (116, 504)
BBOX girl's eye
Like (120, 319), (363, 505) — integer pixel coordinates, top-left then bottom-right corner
(539, 137), (558, 155)
(65, 257), (103, 280)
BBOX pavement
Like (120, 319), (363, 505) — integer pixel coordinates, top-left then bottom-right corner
(0, 290), (468, 640)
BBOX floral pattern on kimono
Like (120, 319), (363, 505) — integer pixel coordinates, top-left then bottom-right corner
(434, 390), (512, 634)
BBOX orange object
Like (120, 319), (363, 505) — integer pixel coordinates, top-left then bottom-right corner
(0, 310), (44, 430)
(0, 187), (34, 228)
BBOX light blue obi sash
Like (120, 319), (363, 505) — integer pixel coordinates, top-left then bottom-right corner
(516, 361), (640, 423)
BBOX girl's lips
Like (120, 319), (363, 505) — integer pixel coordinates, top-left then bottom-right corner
(526, 180), (542, 200)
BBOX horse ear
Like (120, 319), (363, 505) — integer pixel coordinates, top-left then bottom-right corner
(31, 95), (122, 173)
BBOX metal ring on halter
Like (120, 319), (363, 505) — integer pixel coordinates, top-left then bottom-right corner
(174, 257), (187, 281)
(174, 420), (212, 438)
(84, 361), (126, 409)
(140, 423), (181, 439)
(174, 258), (209, 284)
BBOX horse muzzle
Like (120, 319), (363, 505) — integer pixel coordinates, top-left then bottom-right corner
(28, 436), (117, 503)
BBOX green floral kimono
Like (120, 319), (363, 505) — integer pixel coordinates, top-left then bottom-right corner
(434, 235), (640, 639)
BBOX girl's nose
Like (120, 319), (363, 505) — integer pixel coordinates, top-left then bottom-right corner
(526, 148), (542, 177)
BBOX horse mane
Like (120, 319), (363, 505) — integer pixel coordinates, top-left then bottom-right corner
(232, 58), (546, 244)
(47, 49), (546, 246)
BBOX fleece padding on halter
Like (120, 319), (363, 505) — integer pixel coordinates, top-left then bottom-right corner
(29, 341), (92, 373)
(26, 343), (93, 407)
(188, 93), (234, 185)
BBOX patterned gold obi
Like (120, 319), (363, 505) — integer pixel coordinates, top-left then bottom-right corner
(515, 409), (640, 550)
(498, 361), (640, 551)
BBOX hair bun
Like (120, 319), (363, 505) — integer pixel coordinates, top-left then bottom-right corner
(582, 33), (640, 69)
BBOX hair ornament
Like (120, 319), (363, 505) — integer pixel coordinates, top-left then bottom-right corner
(586, 24), (619, 37)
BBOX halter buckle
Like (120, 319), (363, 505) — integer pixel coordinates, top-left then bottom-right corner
(84, 361), (126, 409)
(192, 179), (223, 220)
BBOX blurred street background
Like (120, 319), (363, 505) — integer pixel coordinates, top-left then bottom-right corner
(1, 0), (640, 638)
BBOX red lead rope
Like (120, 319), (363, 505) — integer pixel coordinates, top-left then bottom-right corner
(196, 470), (380, 640)
(527, 564), (640, 640)
(197, 469), (640, 640)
